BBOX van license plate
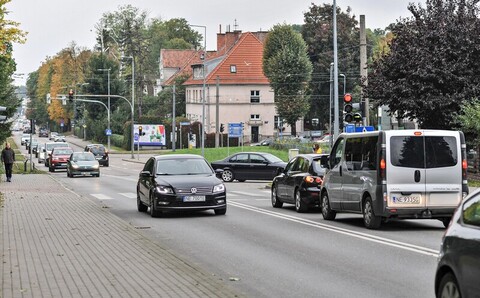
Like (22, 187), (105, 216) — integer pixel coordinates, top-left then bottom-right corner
(393, 196), (420, 204)
(183, 196), (206, 202)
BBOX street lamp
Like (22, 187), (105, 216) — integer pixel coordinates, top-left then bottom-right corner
(122, 56), (135, 159)
(190, 24), (207, 157)
(339, 73), (346, 95)
(97, 68), (111, 151)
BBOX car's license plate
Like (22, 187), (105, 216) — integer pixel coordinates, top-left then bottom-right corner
(183, 196), (206, 202)
(393, 196), (420, 204)
(81, 172), (89, 175)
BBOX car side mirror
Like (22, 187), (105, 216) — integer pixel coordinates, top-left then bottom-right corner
(140, 170), (152, 178)
(215, 168), (224, 178)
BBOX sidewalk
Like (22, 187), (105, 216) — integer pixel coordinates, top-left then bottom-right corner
(0, 174), (241, 298)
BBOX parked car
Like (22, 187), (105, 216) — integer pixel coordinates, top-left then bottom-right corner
(84, 144), (109, 167)
(210, 152), (287, 182)
(43, 142), (71, 167)
(48, 147), (74, 172)
(271, 154), (329, 212)
(21, 133), (30, 145)
(250, 138), (273, 146)
(66, 152), (100, 178)
(435, 189), (480, 298)
(38, 129), (49, 138)
(49, 132), (58, 140)
(27, 138), (39, 154)
(136, 154), (226, 217)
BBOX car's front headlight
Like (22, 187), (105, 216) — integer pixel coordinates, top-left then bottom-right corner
(156, 185), (174, 194)
(92, 164), (99, 170)
(213, 183), (225, 193)
(71, 164), (79, 169)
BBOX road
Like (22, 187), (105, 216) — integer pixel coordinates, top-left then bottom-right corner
(15, 133), (443, 298)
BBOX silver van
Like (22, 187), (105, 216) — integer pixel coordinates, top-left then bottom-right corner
(320, 130), (468, 229)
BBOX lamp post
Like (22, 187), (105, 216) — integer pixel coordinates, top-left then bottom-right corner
(339, 73), (346, 95)
(97, 68), (111, 151)
(190, 24), (207, 156)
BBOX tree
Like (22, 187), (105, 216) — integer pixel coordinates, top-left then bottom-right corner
(365, 0), (480, 129)
(263, 24), (313, 136)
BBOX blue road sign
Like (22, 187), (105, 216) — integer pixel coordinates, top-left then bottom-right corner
(105, 129), (112, 136)
(228, 122), (243, 137)
(345, 124), (355, 133)
(180, 122), (190, 126)
(355, 126), (375, 132)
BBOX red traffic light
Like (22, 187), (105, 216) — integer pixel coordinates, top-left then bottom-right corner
(344, 93), (352, 103)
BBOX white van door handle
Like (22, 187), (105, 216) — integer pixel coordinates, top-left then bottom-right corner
(414, 170), (421, 182)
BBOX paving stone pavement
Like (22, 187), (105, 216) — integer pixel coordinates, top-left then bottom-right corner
(0, 174), (241, 298)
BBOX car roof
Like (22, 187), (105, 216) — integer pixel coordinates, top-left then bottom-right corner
(153, 154), (204, 160)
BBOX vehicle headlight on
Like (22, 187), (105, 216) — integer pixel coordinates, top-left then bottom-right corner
(92, 164), (99, 170)
(213, 183), (225, 193)
(72, 164), (79, 169)
(156, 185), (174, 194)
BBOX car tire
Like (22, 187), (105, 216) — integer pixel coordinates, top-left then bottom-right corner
(321, 192), (336, 220)
(149, 193), (160, 218)
(137, 194), (148, 212)
(237, 179), (246, 182)
(271, 185), (283, 208)
(295, 189), (308, 213)
(437, 272), (461, 298)
(440, 217), (452, 228)
(96, 173), (100, 177)
(49, 166), (54, 172)
(214, 207), (227, 215)
(363, 197), (381, 229)
(221, 169), (234, 182)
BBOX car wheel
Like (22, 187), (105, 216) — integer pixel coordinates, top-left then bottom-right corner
(271, 184), (283, 208)
(437, 272), (461, 298)
(321, 192), (336, 220)
(214, 207), (227, 215)
(137, 194), (148, 212)
(237, 179), (246, 182)
(49, 166), (54, 172)
(440, 217), (452, 228)
(149, 192), (160, 218)
(295, 189), (308, 213)
(363, 197), (381, 229)
(221, 169), (234, 182)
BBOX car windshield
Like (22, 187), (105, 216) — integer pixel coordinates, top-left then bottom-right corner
(263, 154), (283, 163)
(156, 158), (213, 175)
(73, 153), (95, 161)
(47, 143), (69, 150)
(53, 149), (73, 155)
(89, 146), (105, 154)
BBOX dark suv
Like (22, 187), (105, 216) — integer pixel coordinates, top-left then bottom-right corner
(85, 144), (109, 167)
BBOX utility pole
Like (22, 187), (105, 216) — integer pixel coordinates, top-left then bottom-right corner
(333, 0), (340, 140)
(172, 85), (176, 151)
(215, 76), (220, 148)
(360, 15), (369, 126)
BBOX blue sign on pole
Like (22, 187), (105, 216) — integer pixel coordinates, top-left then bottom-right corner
(105, 129), (112, 136)
(228, 122), (243, 138)
(354, 126), (375, 133)
(345, 124), (355, 133)
(180, 122), (190, 126)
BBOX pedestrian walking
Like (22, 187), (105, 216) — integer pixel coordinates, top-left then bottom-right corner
(1, 142), (15, 182)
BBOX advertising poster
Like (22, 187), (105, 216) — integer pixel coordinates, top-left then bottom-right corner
(134, 124), (166, 146)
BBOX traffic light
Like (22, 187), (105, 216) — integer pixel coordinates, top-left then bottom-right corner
(0, 106), (7, 121)
(68, 89), (74, 102)
(353, 113), (362, 123)
(220, 123), (224, 133)
(343, 93), (353, 123)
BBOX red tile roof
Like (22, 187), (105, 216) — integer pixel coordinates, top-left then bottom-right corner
(161, 49), (196, 68)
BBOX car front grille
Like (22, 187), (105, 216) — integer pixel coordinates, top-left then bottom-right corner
(175, 186), (212, 195)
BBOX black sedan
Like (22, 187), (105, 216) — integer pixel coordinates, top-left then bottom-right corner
(435, 189), (480, 298)
(210, 152), (287, 182)
(271, 154), (329, 212)
(137, 154), (227, 217)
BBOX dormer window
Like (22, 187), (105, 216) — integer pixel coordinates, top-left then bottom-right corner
(230, 65), (237, 73)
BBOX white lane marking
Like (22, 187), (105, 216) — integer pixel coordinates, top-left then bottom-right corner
(119, 192), (136, 199)
(101, 174), (138, 182)
(230, 191), (265, 197)
(229, 201), (439, 257)
(91, 194), (115, 200)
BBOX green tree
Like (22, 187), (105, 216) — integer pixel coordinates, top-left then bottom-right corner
(457, 99), (480, 149)
(365, 0), (480, 129)
(263, 24), (313, 136)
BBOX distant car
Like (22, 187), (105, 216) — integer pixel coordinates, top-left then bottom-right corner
(271, 154), (329, 212)
(66, 152), (100, 178)
(84, 144), (109, 167)
(315, 134), (332, 145)
(210, 152), (287, 182)
(27, 138), (39, 154)
(250, 138), (273, 146)
(43, 142), (70, 167)
(48, 147), (74, 172)
(38, 129), (49, 138)
(136, 154), (226, 217)
(49, 132), (58, 140)
(21, 133), (30, 145)
(37, 145), (45, 162)
(54, 134), (66, 142)
(435, 189), (480, 298)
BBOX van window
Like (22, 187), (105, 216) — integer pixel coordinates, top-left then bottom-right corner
(345, 138), (362, 170)
(362, 136), (378, 170)
(390, 136), (457, 168)
(330, 138), (345, 168)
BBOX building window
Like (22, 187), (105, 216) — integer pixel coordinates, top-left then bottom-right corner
(250, 114), (260, 120)
(230, 65), (237, 73)
(250, 90), (260, 103)
(274, 116), (284, 129)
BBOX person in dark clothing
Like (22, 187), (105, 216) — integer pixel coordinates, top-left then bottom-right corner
(1, 142), (15, 182)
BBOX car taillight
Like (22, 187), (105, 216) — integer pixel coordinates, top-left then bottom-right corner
(304, 176), (322, 184)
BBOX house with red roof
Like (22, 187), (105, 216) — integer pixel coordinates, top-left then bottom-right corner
(162, 29), (302, 143)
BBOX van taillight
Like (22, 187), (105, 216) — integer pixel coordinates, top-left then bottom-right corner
(380, 158), (386, 179)
(462, 159), (467, 179)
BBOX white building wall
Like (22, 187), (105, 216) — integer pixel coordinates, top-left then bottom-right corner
(185, 84), (302, 142)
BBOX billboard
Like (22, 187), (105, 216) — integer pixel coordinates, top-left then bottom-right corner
(134, 124), (166, 146)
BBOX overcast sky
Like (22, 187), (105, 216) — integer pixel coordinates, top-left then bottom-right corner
(7, 0), (425, 86)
